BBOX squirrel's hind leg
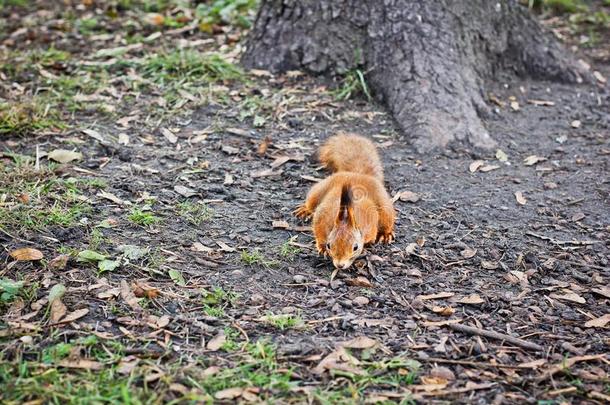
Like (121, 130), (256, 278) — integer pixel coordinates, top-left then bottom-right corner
(376, 201), (396, 244)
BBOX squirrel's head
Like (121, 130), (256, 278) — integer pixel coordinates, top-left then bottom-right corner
(325, 184), (364, 269)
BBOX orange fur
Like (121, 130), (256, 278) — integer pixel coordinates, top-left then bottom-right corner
(295, 133), (395, 269)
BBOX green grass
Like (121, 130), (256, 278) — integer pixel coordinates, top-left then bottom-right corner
(279, 238), (300, 261)
(196, 0), (259, 31)
(333, 68), (372, 102)
(0, 102), (64, 136)
(142, 51), (244, 84)
(128, 207), (161, 226)
(262, 312), (303, 330)
(177, 201), (213, 226)
(240, 249), (278, 268)
(201, 286), (238, 317)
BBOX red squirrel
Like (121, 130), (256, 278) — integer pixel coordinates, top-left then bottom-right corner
(295, 133), (395, 269)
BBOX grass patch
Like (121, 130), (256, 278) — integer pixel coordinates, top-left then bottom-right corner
(262, 312), (303, 330)
(279, 237), (300, 261)
(142, 51), (244, 84)
(201, 286), (238, 318)
(177, 201), (213, 226)
(128, 206), (161, 226)
(0, 102), (64, 136)
(333, 68), (372, 102)
(240, 249), (277, 268)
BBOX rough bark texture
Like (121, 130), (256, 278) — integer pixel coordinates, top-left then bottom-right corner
(242, 0), (587, 151)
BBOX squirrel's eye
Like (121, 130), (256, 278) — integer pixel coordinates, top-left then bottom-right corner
(325, 242), (331, 250)
(353, 243), (358, 252)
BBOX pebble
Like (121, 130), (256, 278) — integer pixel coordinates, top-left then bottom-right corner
(353, 296), (370, 306)
(293, 274), (307, 283)
(250, 293), (265, 304)
(430, 366), (455, 381)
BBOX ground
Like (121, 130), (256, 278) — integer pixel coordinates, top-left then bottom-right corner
(0, 0), (609, 404)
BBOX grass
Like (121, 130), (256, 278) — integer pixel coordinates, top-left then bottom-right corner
(201, 286), (238, 317)
(0, 102), (64, 136)
(279, 238), (300, 261)
(142, 51), (244, 84)
(177, 201), (213, 226)
(128, 207), (161, 226)
(240, 249), (278, 268)
(262, 312), (303, 330)
(333, 68), (372, 102)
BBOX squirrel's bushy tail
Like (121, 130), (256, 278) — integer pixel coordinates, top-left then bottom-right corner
(319, 133), (384, 182)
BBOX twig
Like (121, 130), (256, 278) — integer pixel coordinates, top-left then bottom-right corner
(414, 382), (496, 398)
(420, 357), (542, 370)
(307, 316), (345, 325)
(448, 323), (544, 352)
(0, 227), (35, 244)
(526, 231), (599, 246)
(536, 354), (607, 382)
(232, 321), (250, 345)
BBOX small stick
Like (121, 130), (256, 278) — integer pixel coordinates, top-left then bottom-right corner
(421, 357), (542, 370)
(536, 354), (606, 382)
(526, 231), (599, 246)
(448, 323), (544, 352)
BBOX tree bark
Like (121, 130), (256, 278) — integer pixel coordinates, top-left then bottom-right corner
(242, 0), (587, 152)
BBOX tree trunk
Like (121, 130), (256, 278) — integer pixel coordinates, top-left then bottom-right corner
(242, 0), (587, 152)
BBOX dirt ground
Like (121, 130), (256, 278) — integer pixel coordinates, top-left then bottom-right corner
(0, 1), (609, 404)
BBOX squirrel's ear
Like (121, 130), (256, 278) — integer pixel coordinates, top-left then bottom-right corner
(337, 184), (355, 226)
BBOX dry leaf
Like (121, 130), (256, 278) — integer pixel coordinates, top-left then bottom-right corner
(161, 128), (178, 144)
(207, 332), (226, 351)
(593, 70), (607, 84)
(571, 212), (585, 222)
(48, 254), (69, 270)
(272, 220), (290, 229)
(457, 294), (484, 305)
(479, 164), (500, 172)
(515, 191), (527, 205)
(523, 155), (547, 166)
(216, 241), (235, 252)
(50, 299), (67, 323)
(549, 292), (586, 304)
(469, 160), (485, 173)
(98, 191), (128, 206)
(191, 242), (214, 253)
(346, 276), (373, 288)
(432, 306), (455, 316)
(120, 280), (142, 312)
(215, 387), (243, 400)
(223, 173), (234, 185)
(496, 149), (508, 162)
(342, 336), (377, 349)
(417, 292), (454, 300)
(58, 359), (103, 370)
(257, 136), (271, 156)
(132, 282), (160, 299)
(9, 247), (43, 261)
(62, 308), (89, 323)
(480, 260), (499, 270)
(591, 287), (610, 299)
(570, 120), (581, 128)
(584, 314), (610, 328)
(528, 99), (555, 106)
(174, 185), (197, 198)
(394, 190), (420, 203)
(460, 247), (476, 259)
(48, 149), (83, 164)
(313, 347), (365, 375)
(510, 101), (520, 111)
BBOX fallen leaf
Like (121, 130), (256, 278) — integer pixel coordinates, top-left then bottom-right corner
(48, 149), (83, 164)
(584, 314), (610, 328)
(48, 254), (69, 270)
(313, 347), (365, 375)
(523, 155), (547, 166)
(480, 260), (499, 270)
(469, 160), (484, 173)
(98, 259), (120, 273)
(120, 280), (142, 312)
(118, 133), (129, 145)
(346, 276), (373, 288)
(50, 299), (67, 323)
(515, 191), (527, 205)
(272, 220), (290, 229)
(510, 101), (520, 111)
(457, 294), (484, 305)
(549, 291), (586, 304)
(58, 359), (103, 370)
(417, 292), (454, 300)
(394, 190), (420, 203)
(479, 164), (500, 172)
(191, 242), (214, 253)
(341, 336), (377, 349)
(207, 332), (226, 351)
(214, 387), (243, 400)
(98, 191), (129, 206)
(174, 185), (197, 198)
(168, 269), (186, 286)
(61, 308), (89, 323)
(570, 120), (581, 128)
(222, 145), (239, 155)
(48, 284), (66, 303)
(9, 247), (43, 261)
(571, 212), (585, 222)
(216, 241), (235, 252)
(133, 282), (160, 299)
(460, 247), (477, 259)
(591, 286), (610, 299)
(77, 250), (106, 263)
(495, 149), (508, 162)
(432, 306), (455, 316)
(223, 173), (234, 185)
(161, 128), (178, 144)
(593, 70), (607, 84)
(82, 128), (105, 143)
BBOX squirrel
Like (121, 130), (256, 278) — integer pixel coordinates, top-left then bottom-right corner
(295, 133), (395, 269)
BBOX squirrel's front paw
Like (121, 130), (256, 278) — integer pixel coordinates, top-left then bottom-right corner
(377, 231), (395, 244)
(293, 204), (311, 220)
(316, 242), (326, 255)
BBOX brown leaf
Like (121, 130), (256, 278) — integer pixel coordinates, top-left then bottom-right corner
(272, 220), (290, 229)
(417, 292), (454, 300)
(9, 247), (43, 261)
(207, 332), (226, 351)
(132, 282), (160, 299)
(584, 314), (610, 328)
(342, 336), (377, 349)
(120, 280), (142, 312)
(50, 299), (67, 323)
(48, 254), (69, 270)
(117, 356), (139, 374)
(394, 190), (420, 203)
(591, 286), (610, 299)
(215, 387), (243, 400)
(58, 359), (103, 370)
(481, 260), (499, 270)
(346, 276), (373, 288)
(479, 164), (500, 172)
(257, 136), (271, 156)
(61, 308), (89, 324)
(515, 191), (527, 205)
(457, 294), (484, 305)
(571, 212), (585, 222)
(216, 240), (235, 252)
(161, 128), (178, 144)
(460, 247), (477, 259)
(313, 347), (365, 375)
(469, 160), (484, 173)
(549, 291), (586, 304)
(432, 306), (455, 316)
(523, 155), (547, 166)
